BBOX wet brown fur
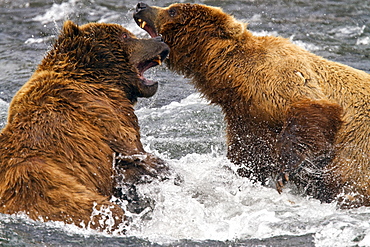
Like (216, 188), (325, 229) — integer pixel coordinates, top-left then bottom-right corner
(0, 21), (167, 232)
(135, 3), (370, 207)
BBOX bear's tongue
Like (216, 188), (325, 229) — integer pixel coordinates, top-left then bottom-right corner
(136, 19), (158, 38)
(137, 55), (162, 85)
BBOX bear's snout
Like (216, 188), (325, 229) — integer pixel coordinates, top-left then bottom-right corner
(135, 2), (149, 13)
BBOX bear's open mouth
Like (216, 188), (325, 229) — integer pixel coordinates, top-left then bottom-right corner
(135, 18), (158, 38)
(136, 49), (168, 86)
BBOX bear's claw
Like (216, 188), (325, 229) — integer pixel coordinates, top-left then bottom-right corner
(275, 172), (290, 194)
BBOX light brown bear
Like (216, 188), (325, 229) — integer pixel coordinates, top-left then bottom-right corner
(0, 20), (169, 232)
(134, 3), (370, 208)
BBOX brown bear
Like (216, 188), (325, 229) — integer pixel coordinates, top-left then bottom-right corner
(134, 3), (370, 208)
(0, 20), (169, 232)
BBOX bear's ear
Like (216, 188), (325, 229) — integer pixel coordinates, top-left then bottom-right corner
(224, 17), (246, 38)
(62, 20), (80, 38)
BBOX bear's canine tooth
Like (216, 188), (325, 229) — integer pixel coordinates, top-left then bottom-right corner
(138, 19), (147, 29)
(153, 55), (162, 65)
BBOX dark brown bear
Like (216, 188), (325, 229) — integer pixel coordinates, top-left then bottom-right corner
(134, 3), (370, 208)
(0, 20), (169, 232)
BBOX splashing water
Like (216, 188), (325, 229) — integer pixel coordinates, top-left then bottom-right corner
(0, 0), (370, 246)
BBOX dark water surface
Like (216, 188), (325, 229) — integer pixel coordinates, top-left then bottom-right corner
(0, 0), (369, 246)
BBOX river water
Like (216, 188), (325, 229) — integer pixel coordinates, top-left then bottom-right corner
(0, 0), (369, 246)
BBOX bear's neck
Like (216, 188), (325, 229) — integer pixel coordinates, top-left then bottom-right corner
(168, 30), (258, 110)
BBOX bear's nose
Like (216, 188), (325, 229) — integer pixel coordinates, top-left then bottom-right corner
(136, 2), (148, 13)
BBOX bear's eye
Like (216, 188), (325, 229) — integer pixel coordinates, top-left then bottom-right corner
(168, 7), (177, 17)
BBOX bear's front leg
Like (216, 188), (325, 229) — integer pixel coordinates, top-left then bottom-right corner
(276, 99), (342, 200)
(113, 151), (168, 184)
(112, 151), (167, 215)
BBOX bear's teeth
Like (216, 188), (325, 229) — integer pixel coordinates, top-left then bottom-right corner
(138, 19), (147, 29)
(153, 56), (162, 65)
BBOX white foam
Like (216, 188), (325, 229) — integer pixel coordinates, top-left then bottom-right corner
(251, 31), (322, 52)
(33, 0), (78, 24)
(0, 99), (8, 107)
(125, 152), (342, 243)
(136, 93), (210, 120)
(314, 208), (370, 246)
(25, 35), (56, 45)
(330, 25), (366, 38)
(252, 30), (280, 37)
(292, 39), (321, 52)
(162, 93), (209, 108)
(124, 151), (370, 245)
(0, 99), (9, 125)
(357, 36), (370, 45)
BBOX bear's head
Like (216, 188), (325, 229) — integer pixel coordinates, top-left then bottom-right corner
(133, 3), (245, 75)
(133, 3), (245, 40)
(39, 21), (169, 103)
